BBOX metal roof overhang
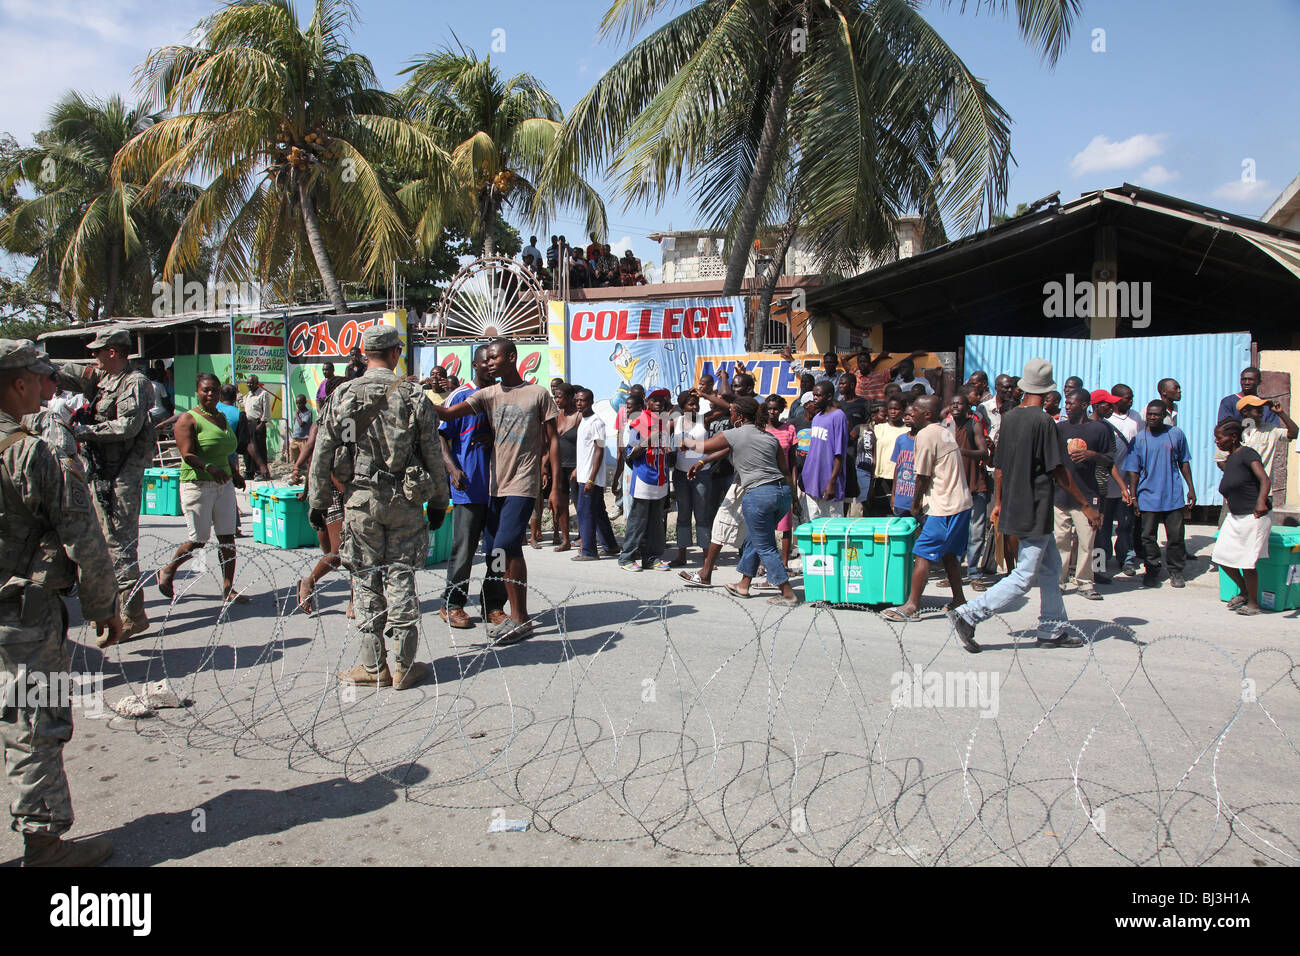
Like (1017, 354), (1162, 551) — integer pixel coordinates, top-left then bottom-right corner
(807, 185), (1300, 350)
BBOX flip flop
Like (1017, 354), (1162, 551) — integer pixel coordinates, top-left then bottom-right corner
(724, 583), (754, 599)
(1226, 595), (1247, 610)
(678, 570), (715, 589)
(768, 596), (799, 608)
(1234, 605), (1262, 616)
(881, 607), (921, 623)
(297, 577), (315, 615)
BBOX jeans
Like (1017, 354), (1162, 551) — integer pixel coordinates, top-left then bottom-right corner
(855, 464), (873, 504)
(967, 491), (990, 580)
(957, 533), (1067, 633)
(620, 496), (667, 565)
(481, 495), (535, 614)
(1102, 497), (1137, 566)
(1139, 508), (1186, 574)
(443, 502), (505, 611)
(674, 469), (713, 550)
(738, 483), (792, 586)
(576, 483), (619, 557)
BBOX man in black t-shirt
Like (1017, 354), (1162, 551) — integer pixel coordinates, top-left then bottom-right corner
(947, 359), (1101, 654)
(1053, 390), (1116, 599)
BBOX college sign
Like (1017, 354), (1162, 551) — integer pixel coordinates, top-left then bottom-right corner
(232, 315), (286, 377)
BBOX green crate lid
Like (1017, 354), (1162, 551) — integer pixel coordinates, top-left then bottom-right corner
(267, 486), (306, 500)
(1269, 525), (1300, 550)
(144, 467), (179, 477)
(794, 516), (919, 540)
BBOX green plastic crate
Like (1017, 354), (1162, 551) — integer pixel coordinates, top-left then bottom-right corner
(1217, 525), (1300, 612)
(425, 504), (455, 567)
(264, 487), (317, 549)
(141, 468), (181, 516)
(795, 516), (919, 605)
(248, 487), (270, 544)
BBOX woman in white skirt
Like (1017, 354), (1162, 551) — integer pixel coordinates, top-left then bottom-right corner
(1211, 420), (1271, 615)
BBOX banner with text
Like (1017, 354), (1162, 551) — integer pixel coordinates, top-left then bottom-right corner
(232, 315), (286, 378)
(286, 310), (408, 411)
(695, 354), (819, 399)
(566, 297), (746, 415)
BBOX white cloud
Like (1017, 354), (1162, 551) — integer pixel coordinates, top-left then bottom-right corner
(0, 0), (205, 141)
(1212, 178), (1274, 205)
(1138, 165), (1180, 188)
(1069, 133), (1166, 177)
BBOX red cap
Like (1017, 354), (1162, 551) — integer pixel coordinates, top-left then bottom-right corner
(1090, 389), (1120, 406)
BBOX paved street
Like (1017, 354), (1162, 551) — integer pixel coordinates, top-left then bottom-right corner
(7, 513), (1297, 867)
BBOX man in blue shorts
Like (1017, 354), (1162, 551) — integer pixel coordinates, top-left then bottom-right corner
(434, 338), (560, 644)
(884, 395), (972, 621)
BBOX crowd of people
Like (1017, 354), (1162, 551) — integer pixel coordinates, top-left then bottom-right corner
(519, 234), (647, 290)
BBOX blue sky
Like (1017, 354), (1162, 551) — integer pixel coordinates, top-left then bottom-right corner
(2, 0), (1297, 274)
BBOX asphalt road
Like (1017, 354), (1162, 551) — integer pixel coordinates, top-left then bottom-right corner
(8, 513), (1296, 867)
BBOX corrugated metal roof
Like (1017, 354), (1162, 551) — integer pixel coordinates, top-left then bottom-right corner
(965, 332), (1252, 506)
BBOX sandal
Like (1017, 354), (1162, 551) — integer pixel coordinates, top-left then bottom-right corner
(1234, 605), (1262, 616)
(1226, 594), (1247, 611)
(297, 577), (315, 615)
(768, 596), (799, 608)
(678, 570), (715, 589)
(223, 589), (252, 606)
(881, 607), (921, 623)
(724, 583), (754, 599)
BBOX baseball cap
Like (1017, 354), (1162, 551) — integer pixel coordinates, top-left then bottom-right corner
(1236, 395), (1268, 411)
(1089, 389), (1120, 406)
(361, 323), (401, 351)
(0, 339), (56, 376)
(87, 327), (131, 350)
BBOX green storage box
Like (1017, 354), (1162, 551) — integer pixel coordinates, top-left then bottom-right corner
(264, 486), (316, 549)
(1218, 525), (1300, 612)
(425, 504), (455, 567)
(141, 468), (181, 516)
(248, 487), (270, 544)
(795, 516), (919, 605)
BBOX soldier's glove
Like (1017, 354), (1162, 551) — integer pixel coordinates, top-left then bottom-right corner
(427, 505), (447, 531)
(308, 508), (328, 531)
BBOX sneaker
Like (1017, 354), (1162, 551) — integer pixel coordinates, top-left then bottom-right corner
(392, 661), (429, 690)
(1037, 630), (1086, 648)
(338, 663), (393, 687)
(945, 609), (980, 654)
(1078, 587), (1103, 601)
(1142, 571), (1160, 588)
(1169, 573), (1185, 588)
(619, 562), (643, 572)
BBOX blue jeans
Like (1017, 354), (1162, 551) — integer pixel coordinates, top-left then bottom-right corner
(855, 464), (873, 505)
(674, 469), (713, 550)
(737, 483), (792, 586)
(956, 533), (1066, 633)
(576, 483), (619, 557)
(967, 491), (990, 580)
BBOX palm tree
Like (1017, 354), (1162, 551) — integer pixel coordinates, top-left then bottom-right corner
(399, 44), (606, 258)
(118, 0), (452, 314)
(0, 92), (196, 320)
(547, 0), (1080, 295)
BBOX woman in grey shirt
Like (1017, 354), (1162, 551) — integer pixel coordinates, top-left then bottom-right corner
(685, 397), (801, 606)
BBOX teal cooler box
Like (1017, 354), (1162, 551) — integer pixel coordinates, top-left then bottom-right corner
(248, 487), (270, 544)
(795, 516), (919, 605)
(424, 504), (455, 567)
(263, 486), (316, 549)
(141, 467), (181, 516)
(1218, 525), (1300, 612)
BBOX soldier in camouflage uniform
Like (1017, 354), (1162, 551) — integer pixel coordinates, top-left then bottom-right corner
(309, 324), (449, 690)
(0, 340), (125, 866)
(21, 354), (80, 464)
(55, 328), (155, 643)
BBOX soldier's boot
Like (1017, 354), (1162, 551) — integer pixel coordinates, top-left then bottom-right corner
(338, 663), (392, 687)
(392, 661), (429, 690)
(23, 833), (113, 867)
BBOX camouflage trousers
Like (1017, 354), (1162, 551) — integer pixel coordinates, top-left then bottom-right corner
(0, 594), (74, 836)
(90, 467), (145, 620)
(341, 500), (427, 672)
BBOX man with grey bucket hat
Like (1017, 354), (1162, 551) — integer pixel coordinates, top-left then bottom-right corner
(54, 326), (155, 644)
(947, 358), (1101, 654)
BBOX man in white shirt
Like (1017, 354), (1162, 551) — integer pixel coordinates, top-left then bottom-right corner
(1237, 395), (1297, 484)
(1108, 383), (1142, 442)
(241, 375), (273, 479)
(572, 387), (619, 560)
(521, 235), (542, 265)
(892, 358), (934, 395)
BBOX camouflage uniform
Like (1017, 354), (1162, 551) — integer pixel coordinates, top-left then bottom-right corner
(55, 330), (155, 623)
(1, 345), (119, 836)
(309, 347), (449, 674)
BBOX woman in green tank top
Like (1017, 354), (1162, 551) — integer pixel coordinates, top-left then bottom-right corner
(158, 373), (251, 605)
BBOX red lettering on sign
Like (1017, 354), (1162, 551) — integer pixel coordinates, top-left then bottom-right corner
(309, 321), (332, 356)
(636, 309), (657, 339)
(572, 311), (596, 342)
(684, 306), (708, 338)
(596, 310), (618, 340)
(337, 321), (360, 353)
(662, 307), (682, 338)
(706, 306), (733, 338)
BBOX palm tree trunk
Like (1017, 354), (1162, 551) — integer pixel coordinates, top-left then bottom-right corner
(298, 180), (348, 315)
(723, 51), (797, 296)
(756, 214), (799, 350)
(482, 194), (496, 258)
